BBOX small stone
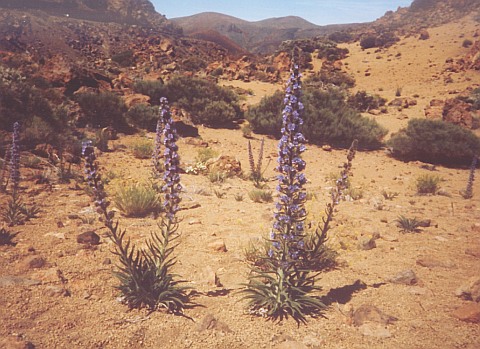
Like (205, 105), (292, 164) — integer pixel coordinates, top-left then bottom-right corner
(417, 219), (431, 227)
(352, 304), (397, 326)
(465, 247), (480, 258)
(322, 145), (332, 152)
(188, 219), (202, 225)
(196, 313), (232, 333)
(45, 286), (69, 297)
(358, 323), (392, 338)
(103, 258), (112, 265)
(45, 232), (65, 239)
(455, 277), (480, 302)
(180, 201), (201, 211)
(416, 256), (456, 268)
(208, 240), (227, 252)
(388, 269), (418, 285)
(434, 236), (447, 242)
(358, 236), (376, 250)
(77, 231), (100, 245)
(56, 221), (65, 228)
(21, 256), (46, 270)
(452, 303), (480, 323)
(380, 217), (388, 223)
(381, 234), (398, 242)
(0, 276), (41, 287)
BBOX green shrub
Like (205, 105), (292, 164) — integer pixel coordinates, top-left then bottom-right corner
(112, 50), (135, 67)
(75, 92), (129, 132)
(196, 148), (218, 163)
(113, 182), (161, 217)
(416, 174), (441, 194)
(133, 80), (167, 103)
(208, 171), (227, 183)
(360, 32), (399, 49)
(247, 87), (387, 149)
(136, 76), (242, 127)
(248, 189), (273, 203)
(327, 31), (353, 43)
(347, 90), (386, 112)
(126, 104), (160, 131)
(387, 119), (480, 165)
(131, 139), (154, 159)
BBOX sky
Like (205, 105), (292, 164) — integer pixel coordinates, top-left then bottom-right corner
(151, 1), (414, 26)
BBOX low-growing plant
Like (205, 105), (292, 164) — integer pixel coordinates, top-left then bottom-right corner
(416, 174), (441, 194)
(126, 104), (160, 131)
(396, 215), (422, 233)
(208, 170), (227, 184)
(0, 228), (17, 246)
(234, 193), (244, 201)
(381, 190), (399, 200)
(112, 181), (161, 217)
(388, 119), (480, 165)
(196, 148), (218, 164)
(213, 189), (226, 199)
(241, 123), (253, 138)
(347, 90), (387, 112)
(131, 139), (154, 159)
(248, 189), (273, 203)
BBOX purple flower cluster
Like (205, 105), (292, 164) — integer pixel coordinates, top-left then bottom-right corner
(269, 64), (308, 267)
(83, 141), (114, 228)
(9, 122), (20, 196)
(159, 97), (182, 222)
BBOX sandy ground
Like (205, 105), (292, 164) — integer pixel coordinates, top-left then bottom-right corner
(1, 13), (480, 349)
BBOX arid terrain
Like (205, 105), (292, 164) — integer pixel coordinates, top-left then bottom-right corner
(1, 2), (480, 349)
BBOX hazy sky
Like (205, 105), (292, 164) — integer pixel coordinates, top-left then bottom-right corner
(152, 1), (413, 25)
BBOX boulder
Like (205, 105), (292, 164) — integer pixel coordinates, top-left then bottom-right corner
(205, 155), (242, 177)
(123, 94), (150, 109)
(443, 98), (473, 128)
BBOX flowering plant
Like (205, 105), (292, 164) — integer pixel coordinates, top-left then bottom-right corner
(83, 97), (189, 312)
(242, 63), (324, 323)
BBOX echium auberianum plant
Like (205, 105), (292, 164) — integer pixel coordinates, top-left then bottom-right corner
(242, 62), (324, 324)
(248, 138), (268, 188)
(2, 122), (40, 226)
(152, 104), (164, 177)
(83, 98), (189, 313)
(461, 155), (477, 199)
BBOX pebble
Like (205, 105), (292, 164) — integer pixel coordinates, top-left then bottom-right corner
(196, 313), (232, 333)
(358, 236), (376, 250)
(0, 336), (35, 349)
(208, 240), (227, 252)
(388, 269), (418, 285)
(77, 231), (100, 245)
(188, 219), (202, 225)
(20, 256), (46, 270)
(452, 303), (480, 323)
(0, 276), (41, 287)
(455, 277), (480, 302)
(358, 323), (392, 338)
(45, 286), (69, 297)
(276, 341), (308, 349)
(416, 256), (456, 269)
(352, 304), (398, 326)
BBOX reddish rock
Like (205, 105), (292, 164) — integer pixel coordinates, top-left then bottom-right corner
(205, 155), (242, 177)
(352, 304), (397, 326)
(208, 240), (227, 252)
(0, 337), (35, 349)
(443, 98), (473, 128)
(419, 29), (430, 40)
(452, 303), (480, 323)
(425, 99), (445, 120)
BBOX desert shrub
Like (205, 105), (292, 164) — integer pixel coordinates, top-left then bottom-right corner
(208, 170), (227, 183)
(328, 31), (353, 43)
(347, 90), (387, 112)
(305, 69), (355, 88)
(416, 174), (441, 194)
(210, 67), (224, 77)
(248, 189), (273, 203)
(457, 87), (480, 111)
(196, 148), (218, 163)
(135, 76), (242, 127)
(112, 182), (161, 217)
(112, 50), (134, 67)
(247, 87), (387, 149)
(130, 139), (154, 159)
(182, 57), (207, 71)
(126, 104), (160, 131)
(387, 119), (480, 165)
(0, 227), (17, 246)
(360, 32), (399, 49)
(75, 91), (129, 131)
(133, 80), (167, 103)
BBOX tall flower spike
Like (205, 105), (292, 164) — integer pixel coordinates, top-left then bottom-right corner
(152, 110), (163, 176)
(160, 97), (182, 223)
(9, 122), (20, 196)
(462, 155), (477, 199)
(270, 62), (308, 268)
